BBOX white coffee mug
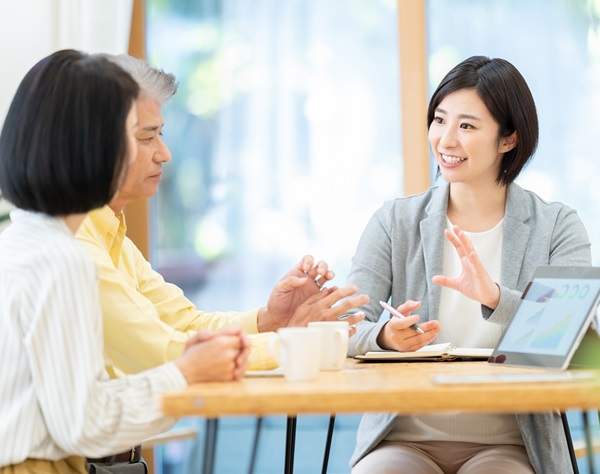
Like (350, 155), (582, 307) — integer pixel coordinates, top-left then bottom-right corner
(308, 321), (349, 370)
(270, 327), (322, 382)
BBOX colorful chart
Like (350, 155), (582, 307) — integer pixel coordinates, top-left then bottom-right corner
(529, 311), (574, 350)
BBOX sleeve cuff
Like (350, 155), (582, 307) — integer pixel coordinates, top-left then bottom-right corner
(247, 332), (279, 370)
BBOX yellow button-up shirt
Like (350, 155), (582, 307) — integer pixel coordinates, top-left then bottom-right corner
(76, 205), (276, 376)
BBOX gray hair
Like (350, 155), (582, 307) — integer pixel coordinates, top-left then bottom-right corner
(95, 53), (178, 104)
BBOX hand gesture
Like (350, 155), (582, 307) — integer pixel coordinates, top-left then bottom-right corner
(432, 224), (500, 309)
(377, 300), (441, 351)
(176, 327), (250, 383)
(285, 285), (368, 329)
(258, 255), (336, 333)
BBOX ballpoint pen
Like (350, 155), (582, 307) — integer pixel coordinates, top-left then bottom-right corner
(379, 300), (425, 334)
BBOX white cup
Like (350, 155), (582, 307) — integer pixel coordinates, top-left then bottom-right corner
(270, 327), (322, 382)
(308, 321), (349, 371)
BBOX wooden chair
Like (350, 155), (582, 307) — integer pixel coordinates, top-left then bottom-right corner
(574, 439), (600, 459)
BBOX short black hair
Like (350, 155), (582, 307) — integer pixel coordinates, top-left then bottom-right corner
(427, 56), (538, 185)
(0, 49), (140, 215)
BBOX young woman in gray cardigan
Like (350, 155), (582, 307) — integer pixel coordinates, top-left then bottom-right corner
(347, 56), (591, 474)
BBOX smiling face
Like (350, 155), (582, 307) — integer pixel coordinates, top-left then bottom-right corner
(109, 95), (171, 213)
(428, 88), (516, 188)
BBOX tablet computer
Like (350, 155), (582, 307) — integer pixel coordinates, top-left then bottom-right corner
(488, 266), (600, 370)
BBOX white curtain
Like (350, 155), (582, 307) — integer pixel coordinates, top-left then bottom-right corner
(0, 0), (133, 227)
(0, 0), (133, 127)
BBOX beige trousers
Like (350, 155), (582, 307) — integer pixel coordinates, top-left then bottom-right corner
(352, 440), (534, 474)
(0, 457), (87, 474)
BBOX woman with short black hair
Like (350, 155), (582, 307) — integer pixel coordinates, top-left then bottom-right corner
(348, 56), (590, 474)
(0, 50), (136, 215)
(0, 49), (249, 474)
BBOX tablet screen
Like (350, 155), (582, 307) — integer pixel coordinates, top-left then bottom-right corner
(490, 266), (600, 370)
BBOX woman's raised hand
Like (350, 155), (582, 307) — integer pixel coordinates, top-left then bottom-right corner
(432, 224), (500, 309)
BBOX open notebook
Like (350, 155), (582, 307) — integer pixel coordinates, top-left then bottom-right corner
(355, 343), (493, 362)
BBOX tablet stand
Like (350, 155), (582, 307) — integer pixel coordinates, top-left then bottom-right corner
(568, 326), (600, 370)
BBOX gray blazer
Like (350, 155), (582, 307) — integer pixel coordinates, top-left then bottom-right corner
(346, 181), (591, 473)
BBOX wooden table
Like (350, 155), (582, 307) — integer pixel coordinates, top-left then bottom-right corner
(161, 360), (600, 473)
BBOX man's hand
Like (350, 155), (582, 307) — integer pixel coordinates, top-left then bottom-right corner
(257, 255), (337, 333)
(284, 285), (368, 328)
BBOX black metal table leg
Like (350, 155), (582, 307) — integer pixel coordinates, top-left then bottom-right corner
(285, 416), (297, 474)
(202, 418), (219, 474)
(583, 410), (596, 474)
(321, 415), (336, 474)
(561, 412), (580, 474)
(248, 417), (263, 474)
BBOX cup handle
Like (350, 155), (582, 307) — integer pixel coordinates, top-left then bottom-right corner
(332, 329), (347, 366)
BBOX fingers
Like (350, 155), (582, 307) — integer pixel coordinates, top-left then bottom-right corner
(420, 320), (442, 333)
(339, 311), (365, 327)
(233, 340), (251, 380)
(306, 285), (369, 320)
(317, 286), (370, 319)
(300, 255), (335, 284)
(213, 335), (244, 381)
(468, 248), (487, 276)
(289, 255), (338, 293)
(215, 329), (250, 380)
(453, 225), (476, 255)
(395, 300), (421, 316)
(318, 268), (335, 283)
(380, 318), (441, 352)
(177, 333), (244, 383)
(275, 275), (310, 292)
(436, 224), (482, 292)
(297, 254), (315, 273)
(444, 225), (476, 261)
(444, 228), (466, 259)
(400, 326), (440, 352)
(214, 326), (244, 337)
(317, 285), (361, 308)
(431, 274), (459, 291)
(240, 332), (251, 351)
(301, 286), (336, 305)
(291, 255), (337, 290)
(447, 225), (479, 266)
(328, 294), (370, 318)
(387, 313), (421, 331)
(302, 286), (338, 302)
(286, 284), (369, 327)
(185, 330), (214, 349)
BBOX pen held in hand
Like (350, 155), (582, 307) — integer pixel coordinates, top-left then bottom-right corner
(379, 300), (425, 335)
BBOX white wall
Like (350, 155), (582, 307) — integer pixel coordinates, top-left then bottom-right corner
(0, 0), (134, 127)
(0, 0), (134, 221)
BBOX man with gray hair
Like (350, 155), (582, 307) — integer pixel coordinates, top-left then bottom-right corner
(76, 54), (367, 472)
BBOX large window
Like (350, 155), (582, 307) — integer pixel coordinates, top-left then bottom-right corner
(147, 0), (401, 310)
(146, 2), (401, 471)
(146, 1), (600, 472)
